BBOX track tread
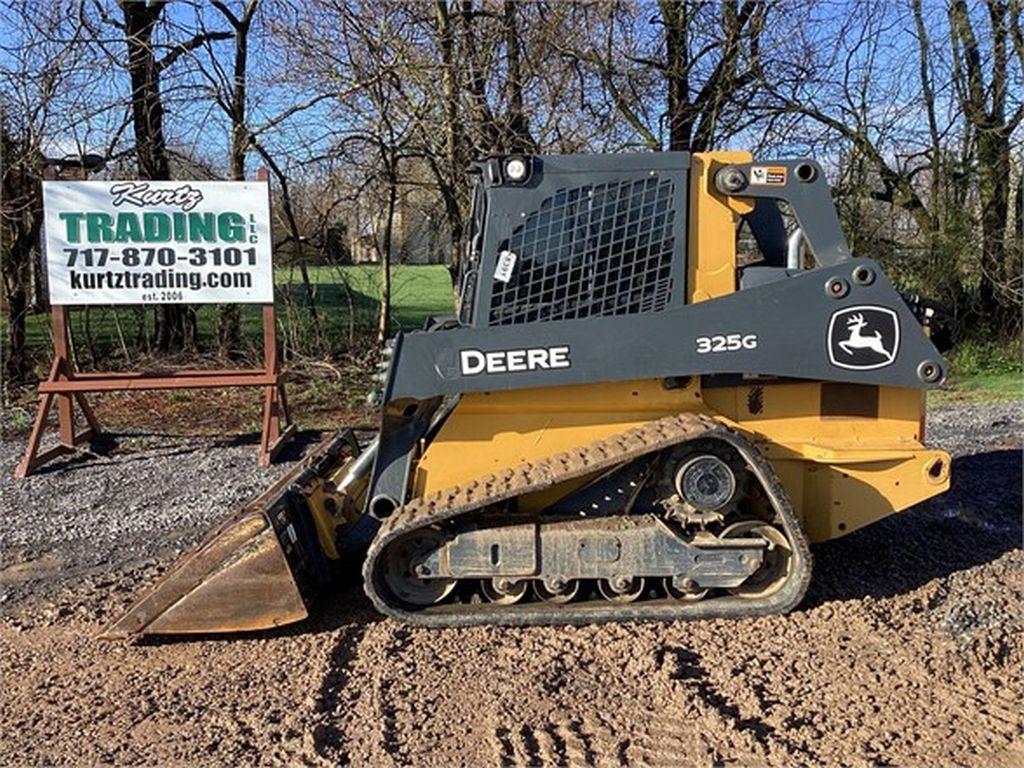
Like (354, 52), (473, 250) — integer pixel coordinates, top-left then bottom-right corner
(364, 413), (812, 627)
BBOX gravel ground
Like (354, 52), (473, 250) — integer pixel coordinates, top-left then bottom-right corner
(0, 401), (1020, 766)
(0, 430), (316, 612)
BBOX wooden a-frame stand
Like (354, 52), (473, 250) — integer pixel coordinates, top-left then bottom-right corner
(15, 304), (295, 478)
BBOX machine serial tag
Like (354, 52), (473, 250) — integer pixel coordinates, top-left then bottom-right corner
(494, 250), (517, 283)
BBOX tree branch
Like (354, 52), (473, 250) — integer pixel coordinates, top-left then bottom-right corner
(158, 30), (232, 71)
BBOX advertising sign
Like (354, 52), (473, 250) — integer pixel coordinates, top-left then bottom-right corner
(42, 180), (274, 305)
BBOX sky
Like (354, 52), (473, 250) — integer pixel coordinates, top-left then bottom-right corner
(0, 0), (1018, 182)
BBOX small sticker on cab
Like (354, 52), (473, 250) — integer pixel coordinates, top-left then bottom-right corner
(494, 250), (517, 283)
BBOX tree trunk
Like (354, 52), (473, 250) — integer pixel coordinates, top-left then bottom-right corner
(122, 2), (171, 181)
(29, 254), (47, 312)
(661, 0), (693, 151)
(434, 0), (467, 287)
(377, 156), (398, 345)
(975, 129), (1012, 330)
(460, 0), (501, 152)
(122, 0), (193, 352)
(948, 0), (1020, 335)
(215, 1), (258, 360)
(1, 219), (38, 386)
(503, 0), (535, 153)
(3, 262), (30, 385)
(1, 132), (43, 386)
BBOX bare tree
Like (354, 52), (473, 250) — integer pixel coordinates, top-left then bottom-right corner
(337, 4), (418, 343)
(189, 0), (342, 355)
(0, 3), (104, 384)
(84, 1), (231, 352)
(660, 0), (769, 150)
(754, 0), (1021, 335)
(949, 0), (1023, 333)
(561, 1), (774, 151)
(209, 0), (260, 358)
(1, 121), (42, 385)
(429, 0), (470, 280)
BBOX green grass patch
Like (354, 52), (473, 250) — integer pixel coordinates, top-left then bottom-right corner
(932, 336), (1023, 403)
(946, 337), (1022, 377)
(932, 371), (1023, 404)
(287, 263), (455, 330)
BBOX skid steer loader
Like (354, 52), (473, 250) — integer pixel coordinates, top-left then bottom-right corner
(103, 151), (951, 637)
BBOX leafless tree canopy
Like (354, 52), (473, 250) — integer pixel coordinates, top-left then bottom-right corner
(2, 0), (1022, 381)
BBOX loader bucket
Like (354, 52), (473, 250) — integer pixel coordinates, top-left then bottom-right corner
(101, 431), (363, 639)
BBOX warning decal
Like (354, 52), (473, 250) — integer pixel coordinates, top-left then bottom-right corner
(750, 166), (787, 186)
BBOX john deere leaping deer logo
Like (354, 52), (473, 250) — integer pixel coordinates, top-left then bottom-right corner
(839, 312), (895, 360)
(828, 306), (900, 370)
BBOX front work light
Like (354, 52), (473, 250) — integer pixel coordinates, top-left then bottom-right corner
(504, 156), (530, 183)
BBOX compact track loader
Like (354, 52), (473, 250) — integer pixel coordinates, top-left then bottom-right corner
(104, 151), (951, 637)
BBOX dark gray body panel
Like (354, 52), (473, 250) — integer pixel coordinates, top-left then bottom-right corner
(722, 160), (852, 266)
(384, 258), (945, 402)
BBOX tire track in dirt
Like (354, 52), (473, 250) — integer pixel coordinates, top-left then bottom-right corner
(630, 644), (817, 767)
(310, 621), (372, 765)
(630, 714), (714, 768)
(493, 714), (629, 767)
(374, 626), (414, 765)
(312, 618), (445, 767)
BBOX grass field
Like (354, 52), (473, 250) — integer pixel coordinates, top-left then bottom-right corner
(18, 265), (454, 363)
(289, 263), (455, 330)
(937, 338), (1023, 403)
(932, 371), (1023, 403)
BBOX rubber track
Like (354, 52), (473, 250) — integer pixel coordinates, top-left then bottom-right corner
(363, 413), (812, 627)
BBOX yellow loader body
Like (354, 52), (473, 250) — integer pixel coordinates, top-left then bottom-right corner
(105, 150), (951, 638)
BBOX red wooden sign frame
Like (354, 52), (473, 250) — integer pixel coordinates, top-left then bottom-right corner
(15, 170), (294, 478)
(15, 304), (293, 478)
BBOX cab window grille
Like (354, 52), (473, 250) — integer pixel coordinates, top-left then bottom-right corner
(489, 176), (676, 325)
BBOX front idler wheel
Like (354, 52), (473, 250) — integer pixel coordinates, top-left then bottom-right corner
(381, 531), (456, 607)
(721, 520), (792, 599)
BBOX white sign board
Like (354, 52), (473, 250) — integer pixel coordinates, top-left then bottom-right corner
(42, 180), (274, 305)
